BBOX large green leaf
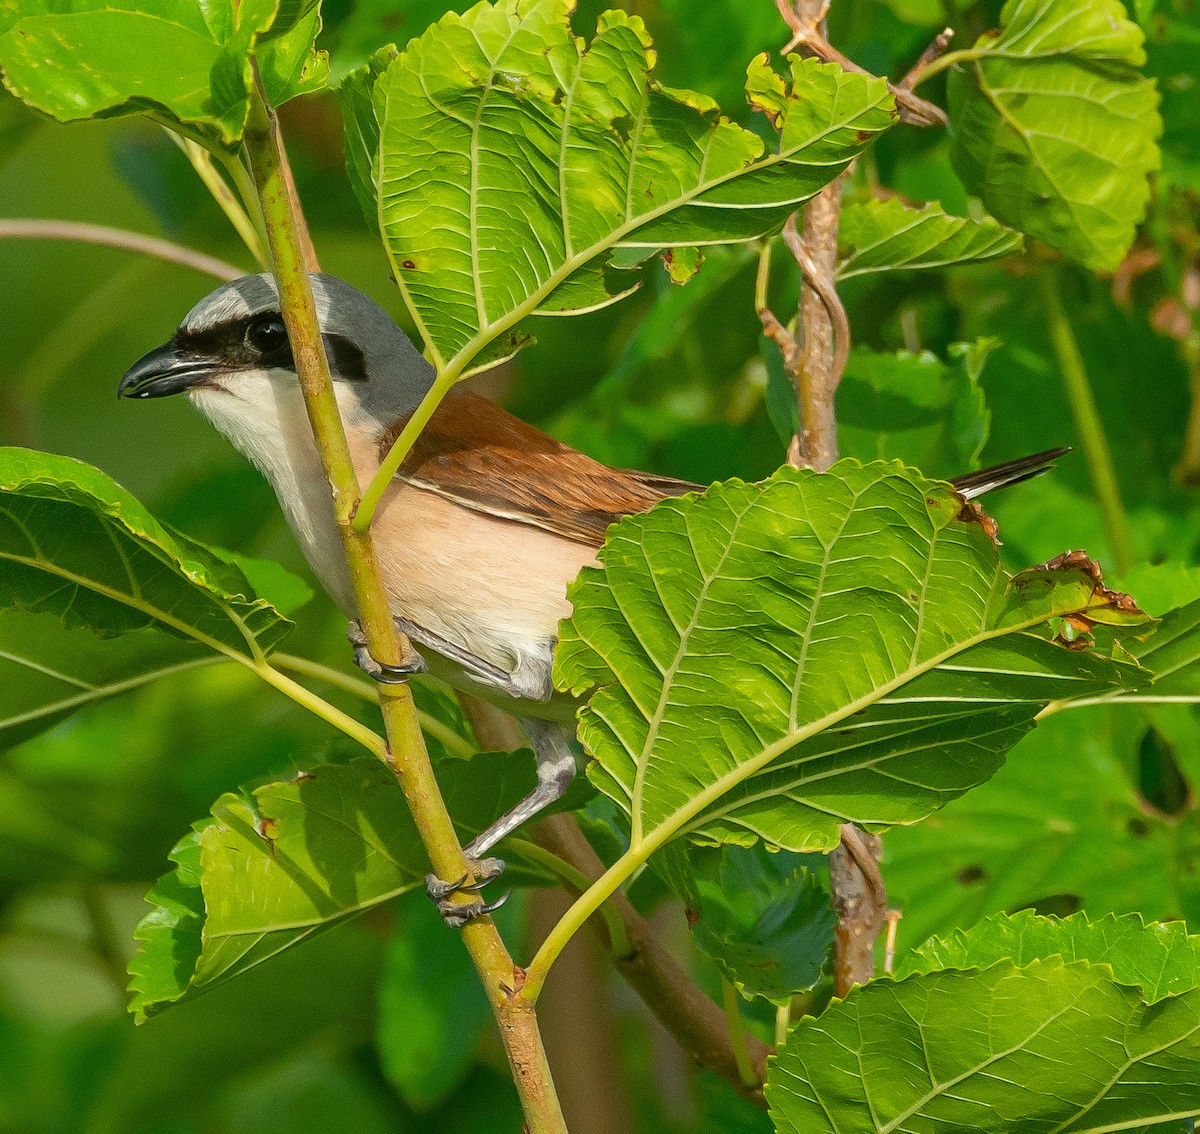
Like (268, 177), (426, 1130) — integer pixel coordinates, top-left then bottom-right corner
(129, 759), (427, 1021)
(767, 957), (1200, 1132)
(945, 0), (1161, 271)
(554, 462), (1146, 860)
(0, 609), (212, 751)
(904, 911), (1200, 1001)
(836, 198), (1023, 280)
(347, 0), (896, 372)
(884, 706), (1200, 950)
(684, 844), (836, 1004)
(835, 343), (993, 479)
(0, 0), (327, 150)
(0, 448), (291, 658)
(129, 753), (552, 1020)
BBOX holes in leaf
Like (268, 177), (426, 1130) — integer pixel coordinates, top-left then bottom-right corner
(1011, 894), (1083, 918)
(1136, 725), (1192, 819)
(955, 864), (987, 887)
(1126, 816), (1154, 838)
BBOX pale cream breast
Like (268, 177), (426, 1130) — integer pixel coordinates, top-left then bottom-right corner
(346, 430), (598, 699)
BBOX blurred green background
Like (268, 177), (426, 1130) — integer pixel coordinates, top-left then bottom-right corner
(0, 0), (1197, 1131)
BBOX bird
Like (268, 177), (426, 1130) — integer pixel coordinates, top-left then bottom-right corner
(119, 272), (1068, 925)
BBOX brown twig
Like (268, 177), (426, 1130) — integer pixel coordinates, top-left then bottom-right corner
(782, 207), (849, 472)
(898, 28), (954, 91)
(457, 694), (771, 1108)
(535, 814), (770, 1108)
(0, 219), (245, 281)
(773, 2), (948, 127)
(829, 825), (887, 996)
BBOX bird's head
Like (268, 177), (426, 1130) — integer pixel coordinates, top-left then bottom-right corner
(118, 273), (434, 435)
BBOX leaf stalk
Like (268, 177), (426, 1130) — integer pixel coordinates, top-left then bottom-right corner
(241, 68), (566, 1134)
(1039, 265), (1135, 574)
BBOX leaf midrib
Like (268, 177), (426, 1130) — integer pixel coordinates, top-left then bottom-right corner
(383, 56), (892, 378)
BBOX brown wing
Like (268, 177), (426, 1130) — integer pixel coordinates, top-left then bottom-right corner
(378, 388), (701, 546)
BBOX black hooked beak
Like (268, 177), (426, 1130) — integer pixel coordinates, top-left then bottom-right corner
(118, 340), (220, 399)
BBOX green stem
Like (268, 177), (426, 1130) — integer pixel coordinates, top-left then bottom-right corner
(353, 371), (456, 532)
(252, 661), (388, 757)
(168, 132), (269, 268)
(909, 46), (986, 85)
(242, 68), (565, 1134)
(522, 844), (642, 1001)
(1039, 266), (1135, 575)
(505, 837), (634, 960)
(775, 1003), (791, 1048)
(272, 653), (477, 759)
(721, 979), (760, 1090)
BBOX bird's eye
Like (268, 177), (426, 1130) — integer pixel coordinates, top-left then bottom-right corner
(246, 317), (288, 355)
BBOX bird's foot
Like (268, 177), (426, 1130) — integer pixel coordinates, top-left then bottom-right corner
(426, 857), (508, 929)
(347, 620), (427, 684)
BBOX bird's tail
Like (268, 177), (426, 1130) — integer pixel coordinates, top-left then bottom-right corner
(948, 447), (1070, 501)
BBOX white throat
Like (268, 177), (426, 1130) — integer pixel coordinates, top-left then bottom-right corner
(188, 369), (375, 615)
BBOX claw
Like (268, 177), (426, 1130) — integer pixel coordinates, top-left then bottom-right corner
(436, 889), (511, 930)
(426, 857), (507, 927)
(347, 621), (427, 683)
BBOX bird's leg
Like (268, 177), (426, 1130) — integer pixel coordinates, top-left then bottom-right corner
(426, 717), (577, 927)
(347, 620), (427, 683)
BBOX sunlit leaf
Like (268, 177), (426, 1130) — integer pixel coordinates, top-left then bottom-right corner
(884, 706), (1200, 950)
(904, 910), (1200, 1001)
(0, 448), (291, 656)
(129, 753), (553, 1019)
(350, 0), (895, 370)
(0, 0), (327, 150)
(555, 462), (1147, 858)
(836, 198), (1023, 279)
(946, 0), (1161, 270)
(767, 957), (1200, 1132)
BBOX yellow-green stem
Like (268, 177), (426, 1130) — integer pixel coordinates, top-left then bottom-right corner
(721, 979), (760, 1090)
(505, 837), (634, 959)
(253, 661), (387, 757)
(272, 653), (476, 759)
(169, 132), (268, 268)
(241, 68), (565, 1134)
(1039, 266), (1135, 575)
(353, 371), (457, 532)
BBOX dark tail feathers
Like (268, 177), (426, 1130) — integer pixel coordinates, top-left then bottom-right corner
(949, 447), (1070, 501)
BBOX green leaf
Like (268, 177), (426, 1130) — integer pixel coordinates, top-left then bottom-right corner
(904, 910), (1200, 1001)
(883, 706), (1200, 950)
(767, 958), (1200, 1133)
(336, 43), (396, 233)
(0, 608), (215, 751)
(0, 448), (291, 658)
(1124, 597), (1200, 697)
(685, 844), (836, 1004)
(945, 0), (1161, 271)
(0, 0), (326, 151)
(836, 198), (1023, 279)
(129, 752), (553, 1019)
(376, 897), (496, 1110)
(835, 343), (992, 479)
(363, 0), (895, 371)
(554, 462), (1147, 858)
(129, 759), (428, 1021)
